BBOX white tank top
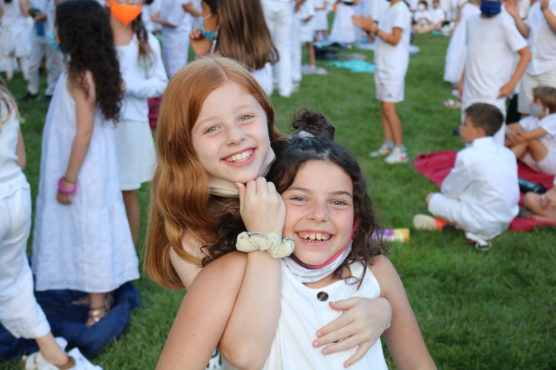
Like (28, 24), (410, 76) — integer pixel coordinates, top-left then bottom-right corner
(223, 261), (388, 369)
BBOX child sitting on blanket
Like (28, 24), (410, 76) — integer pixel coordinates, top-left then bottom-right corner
(413, 103), (520, 247)
(521, 178), (556, 223)
(505, 86), (556, 177)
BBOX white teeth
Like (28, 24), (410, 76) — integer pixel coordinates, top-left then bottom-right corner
(227, 150), (252, 162)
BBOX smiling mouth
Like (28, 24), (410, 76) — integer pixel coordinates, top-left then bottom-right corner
(296, 231), (332, 242)
(224, 149), (254, 163)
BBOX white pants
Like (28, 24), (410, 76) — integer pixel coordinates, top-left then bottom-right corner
(291, 16), (302, 83)
(517, 66), (556, 114)
(428, 193), (508, 240)
(27, 32), (63, 96)
(262, 0), (293, 96)
(0, 185), (50, 339)
(162, 28), (190, 78)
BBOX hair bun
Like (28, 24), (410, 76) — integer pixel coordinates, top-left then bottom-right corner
(291, 109), (335, 139)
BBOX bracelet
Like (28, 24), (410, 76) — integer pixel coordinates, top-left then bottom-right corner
(57, 177), (78, 195)
(236, 231), (295, 258)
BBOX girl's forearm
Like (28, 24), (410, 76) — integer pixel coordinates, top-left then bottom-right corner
(64, 129), (92, 182)
(219, 252), (281, 370)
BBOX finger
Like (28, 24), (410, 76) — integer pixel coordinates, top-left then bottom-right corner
(314, 321), (357, 347)
(245, 179), (257, 199)
(256, 177), (268, 197)
(343, 342), (373, 368)
(236, 182), (246, 204)
(320, 332), (361, 354)
(316, 312), (352, 338)
(328, 298), (359, 311)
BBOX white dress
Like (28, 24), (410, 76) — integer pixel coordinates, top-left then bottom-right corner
(223, 261), (388, 369)
(115, 33), (167, 191)
(32, 72), (140, 292)
(313, 0), (329, 31)
(0, 0), (30, 57)
(443, 3), (480, 84)
(330, 2), (358, 44)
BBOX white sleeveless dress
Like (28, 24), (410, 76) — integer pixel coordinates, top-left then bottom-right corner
(223, 261), (388, 369)
(32, 72), (139, 292)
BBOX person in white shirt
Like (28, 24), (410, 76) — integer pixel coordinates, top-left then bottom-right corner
(0, 0), (31, 81)
(330, 0), (360, 47)
(458, 0), (531, 144)
(430, 0), (446, 30)
(414, 103), (520, 246)
(21, 0), (63, 101)
(505, 0), (556, 115)
(353, 0), (411, 164)
(413, 0), (433, 33)
(506, 86), (556, 175)
(108, 0), (168, 246)
(313, 0), (329, 40)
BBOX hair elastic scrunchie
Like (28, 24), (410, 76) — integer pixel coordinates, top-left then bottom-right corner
(57, 177), (78, 195)
(236, 232), (295, 259)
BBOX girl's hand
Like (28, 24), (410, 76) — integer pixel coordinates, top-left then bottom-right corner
(237, 177), (285, 235)
(189, 29), (212, 56)
(313, 297), (392, 368)
(56, 178), (75, 205)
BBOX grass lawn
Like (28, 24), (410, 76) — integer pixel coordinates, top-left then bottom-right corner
(3, 33), (555, 369)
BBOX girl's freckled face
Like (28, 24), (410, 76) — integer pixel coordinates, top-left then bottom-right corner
(191, 82), (271, 184)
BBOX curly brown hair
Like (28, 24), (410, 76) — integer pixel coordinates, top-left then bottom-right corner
(56, 0), (123, 121)
(267, 109), (387, 284)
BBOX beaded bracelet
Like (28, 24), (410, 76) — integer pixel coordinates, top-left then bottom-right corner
(57, 177), (78, 195)
(236, 232), (295, 259)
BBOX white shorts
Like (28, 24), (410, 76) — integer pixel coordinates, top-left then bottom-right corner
(518, 66), (556, 114)
(375, 75), (404, 103)
(521, 150), (556, 176)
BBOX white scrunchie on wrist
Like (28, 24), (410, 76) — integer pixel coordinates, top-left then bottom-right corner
(236, 232), (295, 258)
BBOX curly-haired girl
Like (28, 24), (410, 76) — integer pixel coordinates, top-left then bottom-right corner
(31, 0), (139, 328)
(158, 110), (436, 369)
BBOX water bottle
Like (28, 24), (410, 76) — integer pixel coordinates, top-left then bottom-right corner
(518, 178), (547, 194)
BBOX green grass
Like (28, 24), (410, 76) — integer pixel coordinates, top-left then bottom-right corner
(3, 33), (556, 369)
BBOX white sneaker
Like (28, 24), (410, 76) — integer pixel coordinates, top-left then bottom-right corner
(384, 147), (408, 164)
(368, 143), (392, 157)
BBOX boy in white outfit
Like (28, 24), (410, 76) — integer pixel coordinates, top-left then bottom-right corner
(505, 0), (556, 115)
(458, 0), (531, 144)
(353, 0), (412, 164)
(414, 103), (520, 246)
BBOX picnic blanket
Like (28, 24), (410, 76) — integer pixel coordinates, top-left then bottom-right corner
(414, 151), (555, 231)
(0, 282), (140, 360)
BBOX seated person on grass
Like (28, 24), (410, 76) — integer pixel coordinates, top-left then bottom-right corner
(413, 103), (520, 246)
(505, 86), (556, 177)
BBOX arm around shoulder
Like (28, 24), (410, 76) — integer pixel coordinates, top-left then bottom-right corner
(370, 256), (436, 370)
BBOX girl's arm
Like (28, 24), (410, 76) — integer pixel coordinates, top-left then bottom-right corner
(57, 72), (96, 205)
(182, 3), (202, 18)
(158, 252), (249, 370)
(371, 256), (436, 370)
(16, 128), (26, 169)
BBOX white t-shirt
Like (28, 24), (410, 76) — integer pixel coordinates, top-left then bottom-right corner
(160, 0), (192, 33)
(414, 10), (432, 25)
(375, 1), (412, 80)
(430, 7), (445, 24)
(463, 12), (527, 103)
(524, 0), (556, 75)
(520, 114), (556, 152)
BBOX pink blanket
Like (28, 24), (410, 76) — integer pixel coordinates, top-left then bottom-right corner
(414, 151), (555, 231)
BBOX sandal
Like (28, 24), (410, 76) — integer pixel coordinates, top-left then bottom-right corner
(85, 306), (109, 328)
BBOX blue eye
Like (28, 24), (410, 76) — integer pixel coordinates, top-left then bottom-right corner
(331, 200), (349, 206)
(290, 196), (305, 202)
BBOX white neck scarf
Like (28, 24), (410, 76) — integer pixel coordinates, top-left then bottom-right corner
(208, 147), (276, 197)
(282, 242), (353, 283)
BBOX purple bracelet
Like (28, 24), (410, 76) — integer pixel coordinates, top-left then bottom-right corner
(57, 177), (78, 195)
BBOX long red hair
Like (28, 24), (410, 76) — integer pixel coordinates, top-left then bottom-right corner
(144, 57), (281, 289)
